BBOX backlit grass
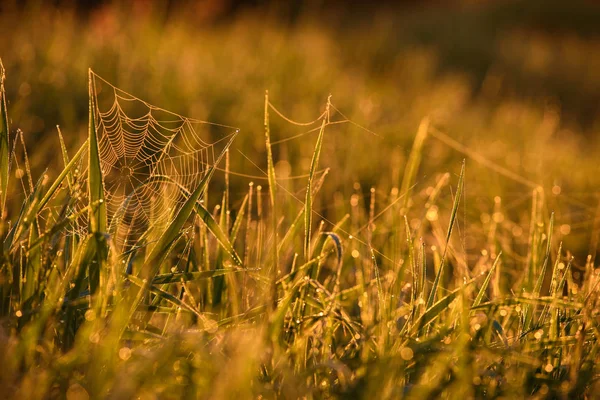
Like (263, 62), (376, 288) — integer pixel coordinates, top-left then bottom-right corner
(1, 2), (600, 399)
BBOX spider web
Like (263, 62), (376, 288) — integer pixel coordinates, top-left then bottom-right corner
(85, 71), (238, 249)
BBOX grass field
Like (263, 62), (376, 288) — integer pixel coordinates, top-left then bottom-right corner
(1, 1), (600, 398)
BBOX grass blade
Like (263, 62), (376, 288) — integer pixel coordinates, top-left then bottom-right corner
(38, 140), (87, 212)
(145, 134), (237, 270)
(472, 252), (502, 309)
(56, 126), (73, 191)
(87, 70), (106, 234)
(265, 91), (279, 309)
(0, 59), (9, 214)
(304, 115), (327, 260)
(426, 161), (465, 309)
(399, 117), (429, 212)
(413, 276), (478, 334)
(194, 202), (243, 267)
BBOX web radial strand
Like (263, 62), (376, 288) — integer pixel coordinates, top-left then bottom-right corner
(85, 72), (238, 249)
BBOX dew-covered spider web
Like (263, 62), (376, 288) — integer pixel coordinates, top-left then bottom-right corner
(86, 71), (238, 249)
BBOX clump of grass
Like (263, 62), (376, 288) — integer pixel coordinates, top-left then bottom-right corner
(0, 62), (599, 400)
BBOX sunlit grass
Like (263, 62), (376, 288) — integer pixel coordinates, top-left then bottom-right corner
(1, 2), (600, 398)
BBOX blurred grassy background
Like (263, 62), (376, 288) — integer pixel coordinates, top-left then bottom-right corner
(1, 0), (600, 258)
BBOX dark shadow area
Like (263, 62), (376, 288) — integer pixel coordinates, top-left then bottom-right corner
(325, 0), (600, 127)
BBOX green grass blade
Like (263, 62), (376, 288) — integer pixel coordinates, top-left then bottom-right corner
(472, 252), (502, 309)
(152, 269), (251, 285)
(264, 91), (277, 211)
(9, 174), (47, 249)
(471, 296), (583, 311)
(405, 216), (417, 303)
(399, 117), (429, 212)
(523, 213), (554, 331)
(426, 161), (465, 309)
(145, 134), (237, 270)
(37, 140), (87, 212)
(56, 126), (73, 191)
(88, 231), (108, 295)
(420, 240), (427, 302)
(269, 278), (305, 342)
(0, 59), (9, 214)
(413, 276), (477, 334)
(87, 70), (106, 233)
(230, 194), (248, 244)
(195, 202), (243, 267)
(28, 200), (99, 252)
(304, 119), (326, 260)
(23, 221), (41, 302)
(265, 91), (279, 309)
(127, 275), (201, 317)
(212, 194), (229, 307)
(279, 207), (304, 253)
